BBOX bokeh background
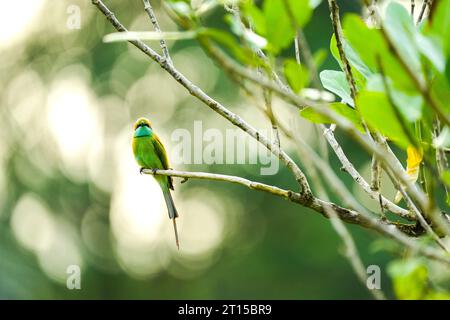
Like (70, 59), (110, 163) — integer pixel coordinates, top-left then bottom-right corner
(0, 0), (408, 299)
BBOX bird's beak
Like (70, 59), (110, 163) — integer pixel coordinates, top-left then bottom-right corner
(134, 125), (152, 137)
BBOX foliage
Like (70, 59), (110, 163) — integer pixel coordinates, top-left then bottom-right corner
(161, 0), (450, 300)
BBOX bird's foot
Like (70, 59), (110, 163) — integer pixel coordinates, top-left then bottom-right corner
(181, 177), (189, 184)
(151, 168), (158, 175)
(139, 167), (145, 175)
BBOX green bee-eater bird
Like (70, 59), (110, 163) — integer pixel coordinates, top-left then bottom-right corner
(132, 117), (179, 249)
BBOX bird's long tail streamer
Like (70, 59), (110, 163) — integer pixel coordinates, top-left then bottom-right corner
(173, 218), (180, 250)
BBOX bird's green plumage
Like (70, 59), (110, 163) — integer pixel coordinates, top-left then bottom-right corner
(132, 117), (179, 248)
(132, 118), (177, 220)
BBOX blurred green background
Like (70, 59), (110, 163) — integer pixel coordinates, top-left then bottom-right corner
(0, 0), (404, 299)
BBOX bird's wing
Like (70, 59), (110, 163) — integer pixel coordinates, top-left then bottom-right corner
(151, 133), (174, 190)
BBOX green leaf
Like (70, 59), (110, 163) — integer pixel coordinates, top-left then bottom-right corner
(263, 0), (295, 53)
(329, 34), (369, 92)
(225, 14), (268, 49)
(343, 14), (417, 92)
(358, 91), (410, 149)
(309, 0), (322, 8)
(342, 15), (384, 73)
(415, 33), (446, 73)
(434, 126), (450, 149)
(330, 34), (372, 80)
(320, 70), (353, 106)
(446, 56), (450, 87)
(300, 107), (330, 123)
(199, 29), (257, 66)
(387, 259), (428, 300)
(384, 2), (421, 75)
(288, 0), (313, 28)
(390, 91), (423, 122)
(300, 102), (364, 132)
(441, 169), (450, 187)
(241, 1), (267, 36)
(430, 0), (450, 56)
(166, 1), (193, 18)
(284, 59), (308, 93)
(431, 72), (450, 113)
(366, 74), (423, 122)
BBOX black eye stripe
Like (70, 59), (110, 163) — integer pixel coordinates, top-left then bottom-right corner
(137, 123), (150, 128)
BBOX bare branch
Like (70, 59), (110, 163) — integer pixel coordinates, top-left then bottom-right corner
(370, 155), (382, 192)
(142, 0), (172, 64)
(322, 126), (415, 220)
(142, 168), (428, 240)
(326, 0), (357, 102)
(142, 168), (295, 199)
(417, 0), (431, 24)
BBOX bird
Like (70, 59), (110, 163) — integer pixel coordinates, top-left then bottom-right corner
(132, 117), (180, 249)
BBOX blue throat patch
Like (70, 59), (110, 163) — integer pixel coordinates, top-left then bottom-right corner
(134, 125), (152, 138)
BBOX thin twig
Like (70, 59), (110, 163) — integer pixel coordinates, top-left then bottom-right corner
(234, 1), (282, 150)
(370, 155), (382, 192)
(367, 0), (379, 27)
(294, 35), (301, 65)
(322, 126), (415, 220)
(327, 0), (357, 102)
(434, 121), (449, 199)
(263, 89), (280, 148)
(142, 0), (172, 64)
(282, 0), (321, 89)
(327, 0), (374, 141)
(417, 0), (430, 24)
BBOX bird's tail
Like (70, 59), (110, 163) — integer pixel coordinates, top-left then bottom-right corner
(163, 189), (179, 249)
